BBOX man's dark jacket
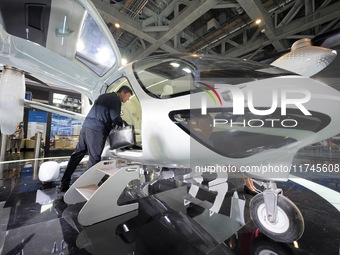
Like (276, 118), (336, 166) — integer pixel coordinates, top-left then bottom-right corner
(82, 93), (121, 134)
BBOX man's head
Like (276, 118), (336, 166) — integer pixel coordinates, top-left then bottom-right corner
(117, 86), (133, 103)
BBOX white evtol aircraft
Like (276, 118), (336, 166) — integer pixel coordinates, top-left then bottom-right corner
(0, 0), (339, 244)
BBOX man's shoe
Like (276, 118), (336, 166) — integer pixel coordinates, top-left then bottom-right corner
(60, 182), (70, 192)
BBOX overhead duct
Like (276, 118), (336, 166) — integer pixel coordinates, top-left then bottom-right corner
(207, 18), (220, 31)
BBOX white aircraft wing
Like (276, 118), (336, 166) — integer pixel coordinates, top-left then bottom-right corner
(271, 38), (337, 77)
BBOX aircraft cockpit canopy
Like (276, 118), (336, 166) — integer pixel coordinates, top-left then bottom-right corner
(133, 54), (296, 99)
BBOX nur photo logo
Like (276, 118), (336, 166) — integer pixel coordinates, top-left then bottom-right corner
(195, 82), (222, 115)
(197, 82), (312, 128)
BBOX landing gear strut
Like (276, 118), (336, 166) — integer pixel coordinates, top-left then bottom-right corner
(249, 181), (304, 243)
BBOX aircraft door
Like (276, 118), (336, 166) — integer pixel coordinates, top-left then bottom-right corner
(107, 77), (142, 147)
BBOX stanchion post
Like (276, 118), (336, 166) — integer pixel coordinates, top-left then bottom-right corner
(33, 132), (42, 179)
(0, 133), (9, 180)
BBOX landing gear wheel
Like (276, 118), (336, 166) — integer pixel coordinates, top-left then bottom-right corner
(250, 235), (292, 255)
(250, 194), (304, 243)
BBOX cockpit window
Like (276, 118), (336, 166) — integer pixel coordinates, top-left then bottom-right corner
(133, 54), (296, 99)
(75, 12), (116, 76)
(133, 58), (195, 98)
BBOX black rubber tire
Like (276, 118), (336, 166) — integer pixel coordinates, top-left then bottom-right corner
(250, 194), (304, 243)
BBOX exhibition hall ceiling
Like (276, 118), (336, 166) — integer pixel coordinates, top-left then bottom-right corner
(97, 0), (340, 62)
(0, 0), (339, 64)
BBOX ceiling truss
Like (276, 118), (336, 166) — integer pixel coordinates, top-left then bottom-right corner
(92, 0), (340, 61)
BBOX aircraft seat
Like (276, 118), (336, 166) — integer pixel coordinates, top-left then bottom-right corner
(160, 85), (174, 98)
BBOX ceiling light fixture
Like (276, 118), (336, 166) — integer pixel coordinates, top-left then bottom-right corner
(182, 68), (191, 73)
(255, 19), (262, 25)
(115, 23), (120, 28)
(121, 58), (128, 65)
(170, 62), (180, 68)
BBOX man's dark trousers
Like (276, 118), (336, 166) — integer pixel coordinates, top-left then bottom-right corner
(61, 126), (107, 185)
